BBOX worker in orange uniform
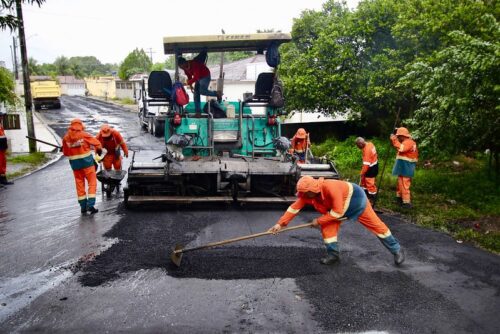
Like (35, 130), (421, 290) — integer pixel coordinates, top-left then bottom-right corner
(390, 127), (418, 209)
(96, 124), (128, 171)
(269, 176), (405, 266)
(355, 137), (378, 200)
(62, 119), (103, 214)
(0, 112), (14, 185)
(289, 128), (310, 163)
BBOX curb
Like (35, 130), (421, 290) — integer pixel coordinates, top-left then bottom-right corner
(10, 112), (64, 181)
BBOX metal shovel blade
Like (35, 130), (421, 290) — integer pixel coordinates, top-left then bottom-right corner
(170, 244), (184, 267)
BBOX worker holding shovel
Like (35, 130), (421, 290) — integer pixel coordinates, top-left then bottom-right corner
(269, 176), (405, 266)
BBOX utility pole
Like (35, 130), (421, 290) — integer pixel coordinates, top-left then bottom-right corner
(12, 37), (19, 79)
(16, 0), (36, 153)
(145, 48), (155, 63)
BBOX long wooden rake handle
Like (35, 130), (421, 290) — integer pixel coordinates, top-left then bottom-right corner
(174, 218), (347, 255)
(174, 222), (314, 255)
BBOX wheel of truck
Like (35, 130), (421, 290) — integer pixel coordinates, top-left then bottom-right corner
(153, 119), (164, 137)
(139, 109), (148, 130)
(54, 102), (61, 109)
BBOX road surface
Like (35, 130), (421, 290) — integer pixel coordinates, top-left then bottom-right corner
(0, 96), (499, 333)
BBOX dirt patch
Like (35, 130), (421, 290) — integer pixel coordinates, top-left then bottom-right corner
(452, 216), (500, 233)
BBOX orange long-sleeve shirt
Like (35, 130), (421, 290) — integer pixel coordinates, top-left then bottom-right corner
(96, 129), (128, 157)
(277, 180), (355, 227)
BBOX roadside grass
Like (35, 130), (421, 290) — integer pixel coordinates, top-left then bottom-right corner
(311, 137), (500, 253)
(6, 152), (51, 179)
(112, 97), (136, 105)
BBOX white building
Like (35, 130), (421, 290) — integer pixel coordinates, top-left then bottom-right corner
(58, 76), (86, 96)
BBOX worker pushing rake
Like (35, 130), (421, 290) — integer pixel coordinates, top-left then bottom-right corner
(171, 176), (405, 267)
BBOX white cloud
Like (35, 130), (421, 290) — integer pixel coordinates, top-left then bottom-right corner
(1, 0), (358, 69)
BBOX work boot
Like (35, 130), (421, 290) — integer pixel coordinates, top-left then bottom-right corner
(81, 207), (87, 214)
(0, 176), (13, 185)
(320, 254), (340, 265)
(88, 206), (99, 215)
(216, 91), (223, 103)
(394, 248), (405, 266)
(401, 202), (413, 209)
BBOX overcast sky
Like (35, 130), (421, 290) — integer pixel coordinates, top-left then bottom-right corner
(1, 0), (358, 70)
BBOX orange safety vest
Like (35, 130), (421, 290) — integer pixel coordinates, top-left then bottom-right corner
(361, 141), (378, 174)
(62, 125), (102, 171)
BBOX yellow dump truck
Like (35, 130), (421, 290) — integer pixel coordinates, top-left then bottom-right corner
(31, 80), (61, 110)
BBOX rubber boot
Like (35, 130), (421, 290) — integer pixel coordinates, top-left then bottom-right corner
(0, 175), (13, 185)
(401, 202), (413, 209)
(88, 206), (99, 215)
(320, 254), (339, 265)
(394, 248), (405, 266)
(321, 242), (340, 265)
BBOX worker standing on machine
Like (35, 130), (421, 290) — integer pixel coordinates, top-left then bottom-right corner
(289, 128), (310, 164)
(268, 176), (405, 266)
(96, 124), (128, 171)
(62, 119), (102, 215)
(0, 112), (14, 186)
(390, 127), (418, 209)
(355, 137), (378, 201)
(178, 52), (222, 117)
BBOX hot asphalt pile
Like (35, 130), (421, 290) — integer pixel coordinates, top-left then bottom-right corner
(75, 206), (490, 333)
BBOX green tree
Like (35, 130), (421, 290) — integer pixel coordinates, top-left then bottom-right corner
(0, 67), (17, 105)
(151, 62), (165, 71)
(0, 0), (44, 31)
(118, 48), (152, 80)
(28, 56), (40, 75)
(403, 14), (500, 156)
(54, 56), (71, 76)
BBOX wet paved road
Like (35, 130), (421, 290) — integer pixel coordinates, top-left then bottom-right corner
(0, 96), (499, 333)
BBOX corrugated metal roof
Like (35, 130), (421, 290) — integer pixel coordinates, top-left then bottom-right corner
(57, 76), (85, 84)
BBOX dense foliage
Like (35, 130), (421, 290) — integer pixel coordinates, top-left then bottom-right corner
(280, 0), (499, 156)
(29, 56), (117, 78)
(0, 67), (17, 105)
(118, 48), (152, 80)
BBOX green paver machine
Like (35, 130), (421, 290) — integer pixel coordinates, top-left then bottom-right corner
(124, 33), (339, 206)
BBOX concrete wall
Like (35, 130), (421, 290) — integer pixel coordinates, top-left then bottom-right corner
(84, 77), (116, 99)
(61, 83), (85, 96)
(115, 81), (140, 100)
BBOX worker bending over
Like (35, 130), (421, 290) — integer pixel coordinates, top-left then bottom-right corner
(390, 127), (418, 209)
(289, 128), (310, 164)
(269, 176), (405, 266)
(178, 51), (222, 117)
(62, 119), (102, 214)
(96, 124), (128, 171)
(355, 137), (378, 200)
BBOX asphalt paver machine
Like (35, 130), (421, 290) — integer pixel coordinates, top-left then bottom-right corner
(124, 33), (339, 206)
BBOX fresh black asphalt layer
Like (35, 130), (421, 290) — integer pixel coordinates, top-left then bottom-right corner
(76, 207), (497, 333)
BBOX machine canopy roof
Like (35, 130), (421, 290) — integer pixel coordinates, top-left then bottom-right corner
(163, 32), (292, 54)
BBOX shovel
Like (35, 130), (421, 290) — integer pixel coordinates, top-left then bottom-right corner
(171, 222), (315, 267)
